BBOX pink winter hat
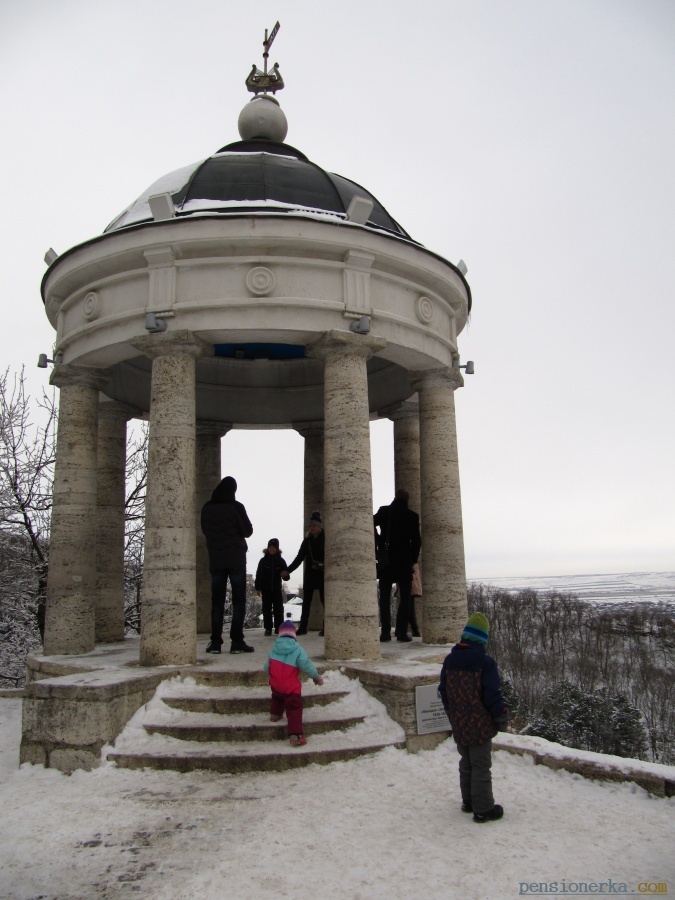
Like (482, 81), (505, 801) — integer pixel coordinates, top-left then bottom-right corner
(279, 619), (297, 639)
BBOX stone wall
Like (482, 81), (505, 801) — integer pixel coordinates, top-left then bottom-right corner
(494, 734), (675, 799)
(344, 663), (450, 753)
(20, 669), (171, 773)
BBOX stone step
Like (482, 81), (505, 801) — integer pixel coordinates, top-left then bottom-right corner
(108, 669), (406, 775)
(162, 687), (349, 715)
(190, 669), (271, 688)
(144, 711), (365, 743)
(107, 734), (406, 774)
(187, 665), (329, 689)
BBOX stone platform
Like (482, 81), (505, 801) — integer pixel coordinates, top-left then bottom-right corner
(21, 632), (451, 773)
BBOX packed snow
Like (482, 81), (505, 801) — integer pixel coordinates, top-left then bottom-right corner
(0, 694), (673, 899)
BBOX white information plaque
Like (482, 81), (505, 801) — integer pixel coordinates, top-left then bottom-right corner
(415, 684), (451, 735)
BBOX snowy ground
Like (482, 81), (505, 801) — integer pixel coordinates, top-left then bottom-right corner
(0, 698), (673, 899)
(474, 570), (675, 607)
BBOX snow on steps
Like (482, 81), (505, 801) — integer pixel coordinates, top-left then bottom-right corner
(106, 669), (406, 774)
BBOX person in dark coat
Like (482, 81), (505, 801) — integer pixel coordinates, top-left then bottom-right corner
(373, 489), (422, 642)
(283, 511), (325, 635)
(255, 538), (290, 636)
(438, 612), (509, 823)
(200, 475), (254, 654)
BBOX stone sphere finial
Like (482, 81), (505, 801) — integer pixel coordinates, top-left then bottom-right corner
(238, 95), (288, 142)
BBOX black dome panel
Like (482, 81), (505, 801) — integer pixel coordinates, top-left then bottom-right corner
(105, 139), (412, 240)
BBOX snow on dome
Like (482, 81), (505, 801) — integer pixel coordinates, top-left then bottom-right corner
(104, 161), (203, 232)
(103, 139), (413, 240)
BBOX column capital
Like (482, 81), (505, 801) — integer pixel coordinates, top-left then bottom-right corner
(50, 363), (111, 392)
(293, 420), (324, 439)
(131, 329), (212, 361)
(98, 397), (140, 422)
(409, 366), (464, 393)
(196, 420), (232, 438)
(383, 397), (420, 422)
(308, 329), (386, 362)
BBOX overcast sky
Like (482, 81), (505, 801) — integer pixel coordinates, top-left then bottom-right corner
(1, 0), (673, 582)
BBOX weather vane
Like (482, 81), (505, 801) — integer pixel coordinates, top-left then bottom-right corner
(246, 21), (284, 95)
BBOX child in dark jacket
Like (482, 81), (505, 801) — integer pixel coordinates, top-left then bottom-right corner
(438, 612), (508, 823)
(254, 539), (290, 636)
(263, 618), (323, 746)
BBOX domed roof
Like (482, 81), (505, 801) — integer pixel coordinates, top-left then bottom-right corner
(104, 137), (414, 241)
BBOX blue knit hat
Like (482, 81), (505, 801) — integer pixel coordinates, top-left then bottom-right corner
(462, 612), (489, 646)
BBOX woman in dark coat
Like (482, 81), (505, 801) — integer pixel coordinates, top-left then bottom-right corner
(255, 538), (290, 635)
(283, 511), (325, 635)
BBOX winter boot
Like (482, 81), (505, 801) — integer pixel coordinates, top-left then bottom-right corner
(473, 804), (504, 823)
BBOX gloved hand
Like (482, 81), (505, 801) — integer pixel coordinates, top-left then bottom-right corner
(494, 712), (509, 732)
(314, 675), (324, 686)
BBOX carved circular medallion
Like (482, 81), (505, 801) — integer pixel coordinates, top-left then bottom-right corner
(415, 295), (434, 324)
(245, 266), (276, 297)
(82, 291), (100, 320)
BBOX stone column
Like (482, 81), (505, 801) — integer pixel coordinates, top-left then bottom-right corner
(313, 330), (386, 660)
(195, 421), (231, 634)
(96, 399), (136, 642)
(293, 422), (324, 630)
(44, 364), (110, 656)
(409, 367), (467, 644)
(132, 330), (210, 666)
(389, 398), (424, 632)
(389, 399), (421, 512)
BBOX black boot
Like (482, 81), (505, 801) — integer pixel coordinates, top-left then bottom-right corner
(473, 804), (504, 823)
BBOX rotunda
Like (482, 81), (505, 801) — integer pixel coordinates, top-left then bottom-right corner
(40, 64), (472, 664)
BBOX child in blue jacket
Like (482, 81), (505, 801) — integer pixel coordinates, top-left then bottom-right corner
(438, 612), (508, 823)
(263, 618), (324, 746)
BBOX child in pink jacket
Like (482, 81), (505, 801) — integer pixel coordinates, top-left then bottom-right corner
(263, 618), (323, 746)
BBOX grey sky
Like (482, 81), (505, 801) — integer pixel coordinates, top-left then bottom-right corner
(1, 0), (673, 581)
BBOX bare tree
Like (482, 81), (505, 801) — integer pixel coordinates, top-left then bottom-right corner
(468, 581), (674, 762)
(123, 421), (147, 634)
(1, 369), (151, 682)
(0, 367), (56, 684)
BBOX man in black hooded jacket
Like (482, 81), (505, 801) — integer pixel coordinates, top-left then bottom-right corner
(374, 489), (422, 642)
(201, 476), (254, 653)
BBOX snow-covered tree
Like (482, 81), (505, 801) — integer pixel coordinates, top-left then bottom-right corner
(527, 681), (647, 759)
(468, 582), (672, 762)
(0, 368), (56, 684)
(0, 369), (150, 680)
